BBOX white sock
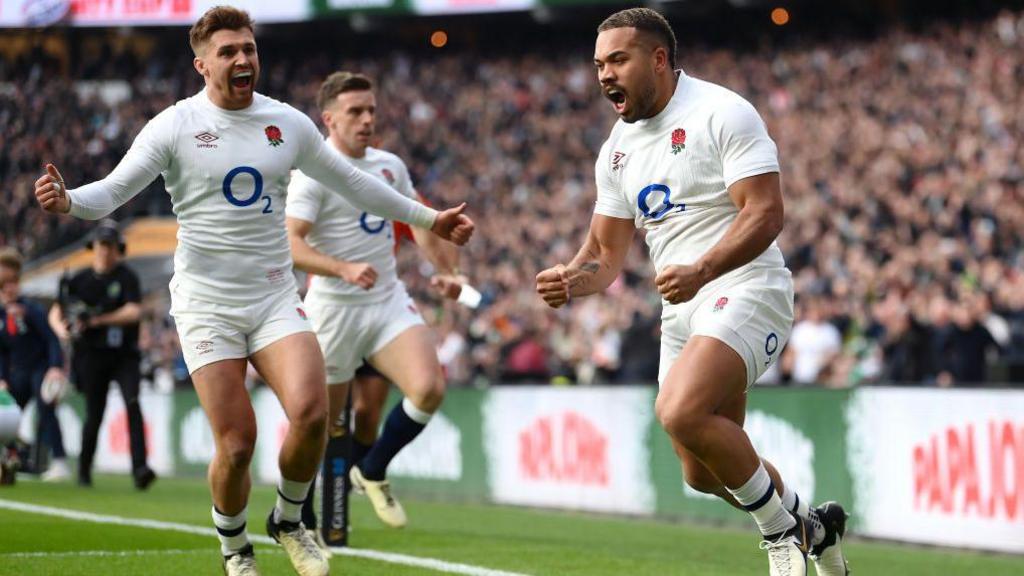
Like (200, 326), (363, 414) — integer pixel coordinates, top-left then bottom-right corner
(780, 484), (810, 518)
(727, 463), (796, 537)
(275, 477), (312, 524)
(781, 483), (824, 545)
(212, 506), (249, 555)
(402, 397), (434, 425)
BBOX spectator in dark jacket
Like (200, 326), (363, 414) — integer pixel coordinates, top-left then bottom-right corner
(0, 247), (68, 480)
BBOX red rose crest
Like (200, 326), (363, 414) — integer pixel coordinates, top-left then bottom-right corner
(265, 125), (284, 147)
(671, 128), (686, 154)
(381, 168), (396, 185)
(713, 296), (728, 312)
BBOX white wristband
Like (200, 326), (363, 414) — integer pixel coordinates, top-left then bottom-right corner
(457, 284), (482, 309)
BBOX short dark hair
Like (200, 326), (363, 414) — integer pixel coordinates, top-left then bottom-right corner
(0, 247), (23, 276)
(317, 72), (374, 111)
(598, 7), (677, 69)
(189, 6), (255, 55)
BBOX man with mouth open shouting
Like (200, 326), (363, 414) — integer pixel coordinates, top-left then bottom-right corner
(32, 6), (474, 576)
(536, 8), (848, 576)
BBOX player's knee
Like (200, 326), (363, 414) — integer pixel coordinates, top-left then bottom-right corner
(407, 371), (446, 414)
(655, 395), (703, 448)
(288, 398), (328, 438)
(654, 392), (685, 433)
(218, 432), (256, 470)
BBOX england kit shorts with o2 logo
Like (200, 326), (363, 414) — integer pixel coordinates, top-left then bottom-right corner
(658, 267), (794, 388)
(170, 282), (313, 374)
(304, 283), (425, 384)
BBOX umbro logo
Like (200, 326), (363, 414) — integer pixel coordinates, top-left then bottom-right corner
(612, 151), (627, 171)
(195, 132), (219, 148)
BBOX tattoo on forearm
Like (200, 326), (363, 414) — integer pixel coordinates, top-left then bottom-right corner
(568, 261), (601, 288)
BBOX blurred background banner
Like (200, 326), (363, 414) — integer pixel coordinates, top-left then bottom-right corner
(0, 0), (643, 25)
(51, 385), (1024, 553)
(0, 0), (307, 27)
(846, 388), (1024, 553)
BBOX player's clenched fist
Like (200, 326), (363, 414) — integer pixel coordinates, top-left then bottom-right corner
(431, 202), (475, 246)
(536, 264), (571, 309)
(337, 262), (378, 290)
(655, 264), (707, 304)
(431, 274), (467, 300)
(34, 164), (70, 214)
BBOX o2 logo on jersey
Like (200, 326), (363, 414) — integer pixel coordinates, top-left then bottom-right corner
(359, 212), (392, 238)
(637, 184), (684, 220)
(223, 166), (273, 214)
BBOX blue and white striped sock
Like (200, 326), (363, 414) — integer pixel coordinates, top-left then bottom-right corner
(212, 506), (249, 555)
(727, 463), (796, 538)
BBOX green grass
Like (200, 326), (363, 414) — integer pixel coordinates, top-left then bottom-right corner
(0, 475), (1021, 575)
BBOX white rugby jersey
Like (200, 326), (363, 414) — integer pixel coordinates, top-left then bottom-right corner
(66, 90), (437, 305)
(594, 71), (786, 290)
(286, 145), (417, 305)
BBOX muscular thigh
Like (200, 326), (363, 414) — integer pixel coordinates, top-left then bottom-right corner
(367, 325), (439, 398)
(191, 358), (254, 439)
(250, 331), (326, 420)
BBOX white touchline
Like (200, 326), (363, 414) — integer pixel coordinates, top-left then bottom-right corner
(0, 549), (214, 559)
(0, 498), (531, 576)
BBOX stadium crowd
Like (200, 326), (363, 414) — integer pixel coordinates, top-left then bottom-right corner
(1, 10), (1023, 387)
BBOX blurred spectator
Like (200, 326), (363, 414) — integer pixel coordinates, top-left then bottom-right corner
(0, 247), (68, 479)
(784, 298), (843, 385)
(4, 10), (1024, 386)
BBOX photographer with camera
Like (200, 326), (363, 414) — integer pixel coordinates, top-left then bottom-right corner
(49, 221), (155, 489)
(0, 247), (68, 481)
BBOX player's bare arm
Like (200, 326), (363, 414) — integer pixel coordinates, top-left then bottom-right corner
(536, 213), (635, 309)
(655, 172), (783, 304)
(411, 215), (465, 300)
(286, 216), (378, 290)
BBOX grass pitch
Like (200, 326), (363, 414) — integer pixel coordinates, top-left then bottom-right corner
(0, 475), (1021, 575)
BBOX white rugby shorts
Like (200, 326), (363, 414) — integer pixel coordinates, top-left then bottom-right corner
(658, 267), (794, 388)
(171, 284), (313, 374)
(304, 284), (425, 385)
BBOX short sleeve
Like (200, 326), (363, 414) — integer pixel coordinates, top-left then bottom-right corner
(592, 140), (634, 219)
(285, 170), (324, 224)
(710, 98), (780, 189)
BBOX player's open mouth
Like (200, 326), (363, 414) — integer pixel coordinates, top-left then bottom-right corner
(230, 70), (253, 89)
(605, 87), (627, 113)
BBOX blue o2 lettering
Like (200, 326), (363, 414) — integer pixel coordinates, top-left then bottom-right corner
(222, 166), (264, 208)
(360, 212), (389, 236)
(637, 184), (684, 219)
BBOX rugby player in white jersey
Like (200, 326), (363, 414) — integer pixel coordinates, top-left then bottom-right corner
(536, 8), (848, 576)
(286, 72), (465, 532)
(32, 7), (473, 576)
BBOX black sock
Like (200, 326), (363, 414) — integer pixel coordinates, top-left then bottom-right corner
(352, 439), (373, 468)
(301, 474), (317, 529)
(358, 399), (429, 481)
